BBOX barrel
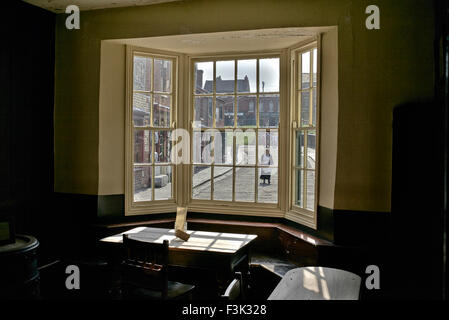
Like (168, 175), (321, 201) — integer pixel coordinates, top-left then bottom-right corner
(0, 235), (40, 299)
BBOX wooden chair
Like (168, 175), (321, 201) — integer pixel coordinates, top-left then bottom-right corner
(121, 234), (195, 300)
(221, 272), (243, 300)
(268, 267), (361, 300)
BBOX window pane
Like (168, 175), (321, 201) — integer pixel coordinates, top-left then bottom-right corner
(237, 59), (256, 93)
(134, 130), (152, 163)
(259, 58), (279, 93)
(301, 51), (310, 89)
(153, 94), (170, 127)
(216, 96), (234, 127)
(134, 166), (152, 202)
(154, 165), (172, 200)
(307, 130), (316, 169)
(235, 130), (256, 165)
(193, 131), (213, 164)
(133, 56), (151, 91)
(192, 165), (211, 200)
(258, 130), (278, 167)
(213, 166), (233, 201)
(313, 48), (317, 87)
(300, 91), (310, 127)
(259, 94), (279, 128)
(296, 131), (304, 167)
(154, 59), (171, 93)
(258, 168), (277, 203)
(296, 169), (303, 207)
(214, 131), (233, 164)
(235, 167), (255, 202)
(194, 96), (213, 128)
(133, 93), (151, 126)
(306, 170), (315, 210)
(216, 60), (235, 93)
(312, 87), (317, 127)
(237, 95), (256, 127)
(154, 130), (171, 163)
(195, 62), (213, 94)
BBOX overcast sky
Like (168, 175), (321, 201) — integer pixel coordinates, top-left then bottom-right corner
(195, 58), (280, 93)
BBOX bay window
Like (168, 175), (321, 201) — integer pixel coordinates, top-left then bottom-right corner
(125, 37), (320, 228)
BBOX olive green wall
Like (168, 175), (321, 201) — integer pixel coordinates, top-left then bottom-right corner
(98, 42), (125, 196)
(54, 0), (435, 212)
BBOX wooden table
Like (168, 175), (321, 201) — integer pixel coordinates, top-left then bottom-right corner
(99, 227), (258, 296)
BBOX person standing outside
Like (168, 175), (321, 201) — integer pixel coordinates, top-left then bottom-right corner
(260, 148), (274, 184)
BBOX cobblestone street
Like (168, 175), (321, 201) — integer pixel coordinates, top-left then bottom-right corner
(193, 166), (278, 203)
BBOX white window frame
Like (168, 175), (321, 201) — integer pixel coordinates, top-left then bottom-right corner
(186, 51), (286, 217)
(125, 46), (180, 215)
(286, 38), (321, 229)
(124, 40), (321, 226)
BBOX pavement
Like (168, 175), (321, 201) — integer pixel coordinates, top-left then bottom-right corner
(193, 166), (278, 203)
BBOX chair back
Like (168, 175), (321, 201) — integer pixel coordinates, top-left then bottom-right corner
(222, 279), (241, 300)
(268, 267), (361, 300)
(221, 271), (243, 300)
(121, 234), (170, 297)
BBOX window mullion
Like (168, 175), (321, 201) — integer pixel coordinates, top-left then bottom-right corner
(309, 49), (313, 126)
(152, 130), (155, 201)
(232, 133), (236, 202)
(150, 58), (154, 126)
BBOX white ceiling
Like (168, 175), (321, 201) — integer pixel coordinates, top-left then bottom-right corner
(108, 27), (331, 54)
(22, 0), (181, 13)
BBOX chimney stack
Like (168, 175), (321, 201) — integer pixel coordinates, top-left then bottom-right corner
(196, 69), (204, 90)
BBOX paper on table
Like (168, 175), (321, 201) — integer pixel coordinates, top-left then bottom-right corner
(174, 207), (187, 232)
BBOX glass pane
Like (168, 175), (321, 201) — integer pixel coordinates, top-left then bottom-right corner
(237, 59), (256, 93)
(195, 62), (213, 94)
(154, 130), (171, 163)
(192, 165), (211, 200)
(237, 95), (257, 127)
(296, 169), (303, 207)
(134, 166), (152, 202)
(259, 94), (280, 128)
(216, 60), (235, 93)
(313, 48), (317, 87)
(153, 94), (170, 127)
(214, 131), (233, 164)
(235, 167), (255, 202)
(312, 87), (317, 127)
(133, 93), (151, 126)
(306, 170), (315, 210)
(153, 59), (171, 93)
(301, 51), (310, 89)
(154, 166), (172, 200)
(258, 130), (278, 167)
(133, 56), (151, 91)
(300, 91), (310, 127)
(215, 96), (234, 127)
(134, 130), (152, 163)
(296, 131), (304, 167)
(194, 96), (213, 128)
(307, 130), (316, 169)
(235, 130), (256, 165)
(258, 168), (278, 203)
(259, 58), (279, 93)
(213, 166), (233, 201)
(192, 131), (213, 164)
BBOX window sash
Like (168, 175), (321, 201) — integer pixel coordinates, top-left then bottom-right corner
(290, 41), (320, 220)
(190, 56), (280, 205)
(126, 48), (178, 215)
